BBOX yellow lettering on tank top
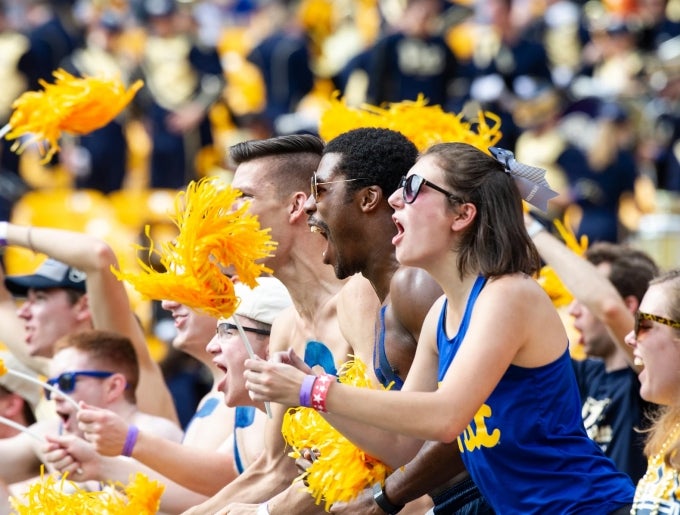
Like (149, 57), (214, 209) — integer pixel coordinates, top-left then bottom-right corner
(457, 403), (500, 452)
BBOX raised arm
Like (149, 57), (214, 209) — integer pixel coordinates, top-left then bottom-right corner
(4, 223), (178, 423)
(527, 218), (637, 368)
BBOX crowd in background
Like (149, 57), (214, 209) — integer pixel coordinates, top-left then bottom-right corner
(0, 0), (680, 424)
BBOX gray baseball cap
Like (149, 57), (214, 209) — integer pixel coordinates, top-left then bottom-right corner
(4, 258), (87, 296)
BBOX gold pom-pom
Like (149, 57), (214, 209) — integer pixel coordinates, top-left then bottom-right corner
(281, 357), (392, 511)
(112, 176), (277, 319)
(0, 358), (6, 376)
(319, 93), (502, 153)
(5, 69), (143, 163)
(10, 468), (164, 514)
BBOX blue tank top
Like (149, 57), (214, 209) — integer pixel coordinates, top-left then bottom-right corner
(233, 405), (256, 475)
(374, 305), (404, 390)
(436, 275), (634, 514)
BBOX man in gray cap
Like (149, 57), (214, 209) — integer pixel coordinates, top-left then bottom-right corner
(0, 222), (178, 425)
(4, 258), (87, 360)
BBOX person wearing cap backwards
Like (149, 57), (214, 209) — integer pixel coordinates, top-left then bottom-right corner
(0, 222), (179, 425)
(0, 351), (40, 437)
(0, 330), (182, 498)
(43, 278), (292, 513)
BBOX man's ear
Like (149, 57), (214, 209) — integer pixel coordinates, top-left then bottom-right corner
(623, 294), (639, 314)
(105, 373), (129, 401)
(450, 202), (477, 232)
(360, 185), (383, 213)
(73, 293), (90, 323)
(289, 191), (309, 222)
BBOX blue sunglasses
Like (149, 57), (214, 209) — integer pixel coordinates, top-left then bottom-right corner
(45, 370), (115, 400)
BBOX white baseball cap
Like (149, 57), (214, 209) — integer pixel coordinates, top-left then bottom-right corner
(230, 277), (292, 326)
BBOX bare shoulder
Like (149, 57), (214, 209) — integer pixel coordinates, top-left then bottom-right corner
(485, 273), (547, 303)
(391, 267), (443, 335)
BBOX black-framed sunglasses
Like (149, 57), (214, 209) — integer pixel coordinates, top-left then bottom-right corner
(634, 311), (680, 339)
(310, 175), (368, 199)
(216, 322), (270, 338)
(399, 174), (464, 204)
(45, 370), (115, 400)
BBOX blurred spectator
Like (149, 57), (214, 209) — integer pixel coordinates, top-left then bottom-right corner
(364, 0), (459, 108)
(458, 0), (554, 149)
(59, 9), (133, 193)
(0, 1), (30, 221)
(133, 0), (225, 188)
(17, 0), (82, 91)
(513, 79), (572, 223)
(576, 14), (645, 98)
(558, 99), (639, 243)
(245, 1), (314, 137)
(636, 0), (680, 52)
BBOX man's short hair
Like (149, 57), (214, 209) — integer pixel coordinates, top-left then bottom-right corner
(585, 242), (658, 303)
(53, 330), (139, 403)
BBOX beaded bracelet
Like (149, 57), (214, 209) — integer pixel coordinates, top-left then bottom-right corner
(311, 374), (333, 413)
(299, 374), (317, 408)
(121, 425), (139, 457)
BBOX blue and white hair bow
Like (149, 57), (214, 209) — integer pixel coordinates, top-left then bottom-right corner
(489, 146), (558, 212)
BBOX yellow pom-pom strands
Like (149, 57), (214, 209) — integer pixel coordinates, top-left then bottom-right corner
(112, 176), (277, 320)
(319, 93), (503, 154)
(111, 177), (278, 416)
(0, 69), (143, 164)
(0, 357), (79, 411)
(282, 357), (393, 510)
(9, 467), (165, 515)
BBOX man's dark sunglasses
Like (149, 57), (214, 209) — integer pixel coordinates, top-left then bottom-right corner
(45, 370), (115, 400)
(400, 174), (464, 204)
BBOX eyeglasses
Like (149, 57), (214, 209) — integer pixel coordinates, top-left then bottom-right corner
(45, 370), (115, 400)
(216, 322), (270, 338)
(310, 175), (367, 199)
(634, 311), (680, 339)
(399, 174), (464, 205)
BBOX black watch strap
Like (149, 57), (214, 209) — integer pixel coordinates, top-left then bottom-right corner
(372, 482), (405, 515)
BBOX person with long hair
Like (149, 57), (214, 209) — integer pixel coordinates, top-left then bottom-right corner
(625, 269), (680, 513)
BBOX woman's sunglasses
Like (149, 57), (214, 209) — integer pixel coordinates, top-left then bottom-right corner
(400, 175), (464, 204)
(44, 370), (115, 400)
(634, 311), (680, 339)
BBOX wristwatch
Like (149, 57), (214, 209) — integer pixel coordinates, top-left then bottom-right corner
(372, 482), (404, 514)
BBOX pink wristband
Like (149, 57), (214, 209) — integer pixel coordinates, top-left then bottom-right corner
(299, 375), (317, 407)
(122, 425), (139, 457)
(311, 374), (333, 413)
